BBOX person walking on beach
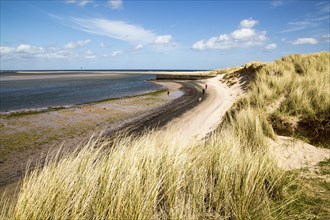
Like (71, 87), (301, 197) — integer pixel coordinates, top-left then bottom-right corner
(202, 88), (205, 95)
(167, 91), (170, 96)
(205, 84), (208, 90)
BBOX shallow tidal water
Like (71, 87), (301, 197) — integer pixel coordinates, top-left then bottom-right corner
(0, 72), (162, 112)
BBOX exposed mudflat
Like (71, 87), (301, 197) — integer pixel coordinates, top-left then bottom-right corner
(0, 79), (204, 194)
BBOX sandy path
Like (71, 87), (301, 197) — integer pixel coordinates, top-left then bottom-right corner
(165, 75), (242, 146)
(2, 70), (326, 200)
(269, 136), (330, 171)
(164, 75), (329, 172)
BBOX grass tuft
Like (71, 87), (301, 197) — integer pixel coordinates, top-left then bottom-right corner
(0, 130), (291, 219)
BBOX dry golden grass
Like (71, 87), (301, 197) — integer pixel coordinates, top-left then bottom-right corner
(219, 51), (330, 219)
(1, 52), (329, 219)
(1, 129), (290, 220)
(223, 52), (330, 147)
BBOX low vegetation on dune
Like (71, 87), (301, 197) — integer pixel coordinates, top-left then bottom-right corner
(1, 52), (329, 219)
(220, 51), (330, 218)
(223, 52), (330, 147)
(1, 130), (291, 220)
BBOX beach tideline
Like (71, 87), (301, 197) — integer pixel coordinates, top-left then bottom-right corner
(0, 81), (182, 190)
(0, 72), (163, 112)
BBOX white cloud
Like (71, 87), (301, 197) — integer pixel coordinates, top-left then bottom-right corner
(317, 1), (330, 13)
(0, 42), (99, 61)
(1, 44), (63, 60)
(112, 50), (123, 57)
(16, 44), (32, 52)
(134, 44), (144, 50)
(0, 46), (15, 55)
(281, 21), (313, 33)
(66, 0), (124, 10)
(79, 0), (92, 7)
(64, 39), (91, 49)
(239, 18), (259, 28)
(100, 42), (105, 48)
(231, 28), (256, 40)
(66, 0), (92, 7)
(271, 0), (294, 8)
(264, 43), (277, 50)
(154, 35), (172, 45)
(69, 17), (172, 46)
(85, 49), (96, 59)
(292, 38), (318, 45)
(322, 34), (330, 42)
(281, 2), (330, 33)
(192, 40), (206, 50)
(192, 18), (267, 50)
(271, 0), (284, 7)
(108, 0), (123, 10)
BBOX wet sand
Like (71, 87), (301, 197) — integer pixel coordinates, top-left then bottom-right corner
(0, 80), (203, 195)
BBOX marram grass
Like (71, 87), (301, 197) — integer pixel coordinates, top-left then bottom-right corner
(2, 52), (328, 219)
(1, 129), (290, 220)
(223, 52), (330, 146)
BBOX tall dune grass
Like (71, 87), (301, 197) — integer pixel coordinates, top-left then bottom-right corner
(2, 52), (328, 219)
(224, 52), (330, 146)
(250, 52), (330, 116)
(1, 129), (291, 219)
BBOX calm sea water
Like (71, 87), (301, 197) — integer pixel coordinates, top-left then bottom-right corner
(0, 71), (163, 112)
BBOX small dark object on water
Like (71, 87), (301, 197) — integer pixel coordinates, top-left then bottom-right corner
(167, 91), (170, 96)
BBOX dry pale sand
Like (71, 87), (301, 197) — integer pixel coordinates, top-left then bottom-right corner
(269, 136), (330, 171)
(164, 74), (329, 171)
(165, 74), (243, 146)
(1, 69), (328, 197)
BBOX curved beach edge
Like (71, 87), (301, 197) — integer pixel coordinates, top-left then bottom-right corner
(0, 79), (205, 191)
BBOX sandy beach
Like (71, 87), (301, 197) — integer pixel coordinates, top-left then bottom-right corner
(0, 77), (206, 194)
(165, 74), (243, 146)
(0, 70), (246, 198)
(2, 70), (327, 200)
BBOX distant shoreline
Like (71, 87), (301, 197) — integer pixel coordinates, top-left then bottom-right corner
(0, 70), (211, 81)
(0, 80), (197, 189)
(0, 72), (126, 81)
(0, 69), (210, 75)
(0, 73), (163, 112)
(0, 87), (170, 115)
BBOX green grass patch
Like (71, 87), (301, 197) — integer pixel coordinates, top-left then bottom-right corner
(281, 161), (330, 219)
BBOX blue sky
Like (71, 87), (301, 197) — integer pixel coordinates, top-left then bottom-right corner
(1, 0), (329, 70)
